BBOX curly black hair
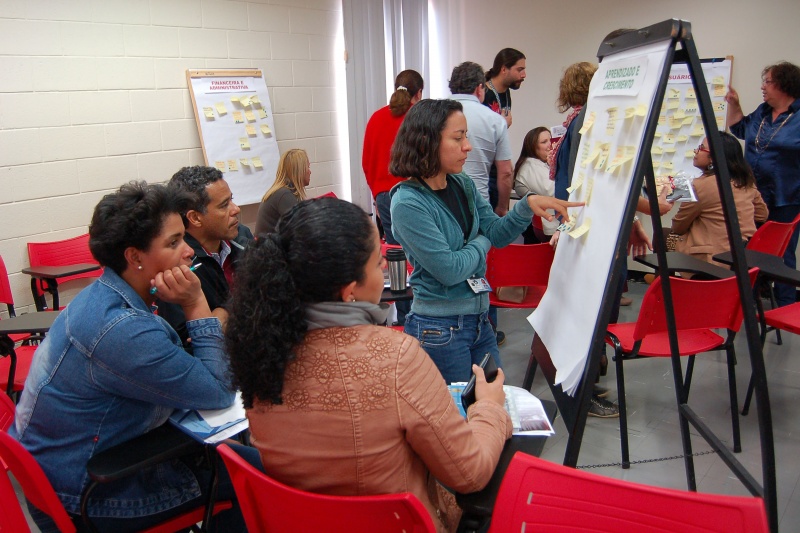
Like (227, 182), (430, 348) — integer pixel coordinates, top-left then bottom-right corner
(225, 197), (375, 407)
(168, 166), (225, 225)
(449, 61), (484, 95)
(88, 181), (193, 274)
(763, 61), (800, 99)
(714, 131), (756, 189)
(389, 98), (463, 180)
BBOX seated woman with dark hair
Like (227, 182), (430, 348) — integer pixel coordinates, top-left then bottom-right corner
(672, 132), (769, 269)
(226, 197), (511, 532)
(11, 182), (259, 532)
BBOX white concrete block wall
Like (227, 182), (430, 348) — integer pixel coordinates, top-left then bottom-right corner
(0, 0), (345, 316)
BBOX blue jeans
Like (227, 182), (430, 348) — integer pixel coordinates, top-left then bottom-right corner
(376, 191), (397, 245)
(768, 204), (800, 307)
(29, 443), (264, 533)
(405, 312), (501, 384)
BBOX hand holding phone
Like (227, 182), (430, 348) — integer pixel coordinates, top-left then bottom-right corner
(461, 353), (502, 411)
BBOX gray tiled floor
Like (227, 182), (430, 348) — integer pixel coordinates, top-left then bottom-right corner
(496, 278), (800, 531)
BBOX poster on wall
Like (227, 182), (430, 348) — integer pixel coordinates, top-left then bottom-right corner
(529, 40), (673, 395)
(187, 69), (280, 206)
(650, 57), (733, 183)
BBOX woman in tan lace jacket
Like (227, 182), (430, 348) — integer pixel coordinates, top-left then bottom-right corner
(225, 197), (512, 532)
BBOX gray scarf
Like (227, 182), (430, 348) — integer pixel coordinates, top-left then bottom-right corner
(305, 301), (392, 331)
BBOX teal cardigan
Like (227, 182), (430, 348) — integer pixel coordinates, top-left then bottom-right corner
(390, 173), (534, 317)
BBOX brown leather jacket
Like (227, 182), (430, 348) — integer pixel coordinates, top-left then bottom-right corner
(247, 325), (512, 532)
(673, 174), (768, 264)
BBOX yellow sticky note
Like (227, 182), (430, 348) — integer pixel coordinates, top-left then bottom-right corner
(658, 115), (667, 126)
(714, 85), (726, 97)
(228, 160), (238, 172)
(651, 146), (663, 156)
(595, 144), (610, 170)
(663, 146), (676, 154)
(584, 177), (594, 205)
(203, 107), (215, 119)
(240, 96), (251, 108)
(716, 115), (725, 128)
(578, 112), (596, 135)
(684, 102), (698, 114)
(669, 116), (683, 130)
(233, 111), (244, 124)
(260, 124), (271, 135)
(250, 96), (260, 106)
(713, 101), (726, 113)
(662, 161), (674, 172)
(663, 134), (676, 144)
(240, 158), (250, 166)
(606, 107), (619, 121)
(652, 161), (662, 169)
(624, 107), (635, 119)
(568, 218), (591, 239)
(214, 161), (226, 171)
(252, 157), (263, 169)
(686, 87), (696, 99)
(712, 76), (725, 85)
(690, 124), (705, 136)
(239, 137), (250, 150)
(606, 121), (617, 136)
(673, 109), (686, 120)
(654, 132), (662, 138)
(677, 134), (688, 142)
(682, 116), (695, 126)
(581, 143), (602, 168)
(215, 102), (227, 116)
(245, 110), (256, 122)
(667, 100), (680, 110)
(245, 124), (256, 136)
(668, 88), (681, 99)
(566, 173), (584, 194)
(635, 104), (647, 117)
(258, 108), (268, 119)
(230, 96), (240, 105)
(685, 150), (696, 158)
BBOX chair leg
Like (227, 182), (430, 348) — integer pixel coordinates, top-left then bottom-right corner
(615, 349), (630, 469)
(741, 374), (756, 416)
(683, 355), (695, 396)
(768, 283), (783, 346)
(726, 345), (742, 453)
(522, 337), (538, 392)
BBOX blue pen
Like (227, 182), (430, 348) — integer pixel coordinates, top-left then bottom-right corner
(149, 263), (202, 295)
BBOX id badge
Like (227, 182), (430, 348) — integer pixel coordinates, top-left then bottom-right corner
(467, 277), (492, 294)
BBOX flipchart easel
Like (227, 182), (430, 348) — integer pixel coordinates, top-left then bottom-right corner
(529, 20), (777, 531)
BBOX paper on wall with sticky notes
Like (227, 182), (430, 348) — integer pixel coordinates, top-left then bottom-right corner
(578, 111), (596, 135)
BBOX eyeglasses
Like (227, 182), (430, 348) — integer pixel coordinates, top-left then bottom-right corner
(694, 144), (710, 154)
(762, 78), (775, 86)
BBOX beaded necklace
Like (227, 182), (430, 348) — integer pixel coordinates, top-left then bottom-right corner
(754, 112), (794, 153)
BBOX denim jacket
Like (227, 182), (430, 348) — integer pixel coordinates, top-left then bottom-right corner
(11, 269), (234, 518)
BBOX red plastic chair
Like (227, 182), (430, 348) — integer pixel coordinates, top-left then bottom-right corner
(27, 234), (101, 311)
(0, 429), (232, 533)
(605, 269), (758, 468)
(489, 451), (769, 532)
(217, 443), (436, 533)
(0, 392), (14, 432)
(485, 244), (555, 390)
(0, 254), (31, 344)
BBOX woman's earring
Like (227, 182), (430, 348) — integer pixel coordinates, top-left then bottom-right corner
(707, 163), (714, 171)
(138, 265), (143, 271)
(350, 297), (356, 302)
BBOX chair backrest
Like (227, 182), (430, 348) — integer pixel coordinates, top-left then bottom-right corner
(489, 452), (769, 533)
(633, 269), (758, 342)
(485, 243), (555, 289)
(747, 219), (798, 256)
(0, 431), (77, 533)
(0, 255), (16, 316)
(217, 444), (436, 533)
(27, 234), (101, 289)
(0, 393), (15, 432)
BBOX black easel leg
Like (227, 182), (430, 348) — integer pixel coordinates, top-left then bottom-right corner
(615, 351), (630, 469)
(726, 345), (742, 453)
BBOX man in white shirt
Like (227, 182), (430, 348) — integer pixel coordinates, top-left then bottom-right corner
(448, 61), (514, 217)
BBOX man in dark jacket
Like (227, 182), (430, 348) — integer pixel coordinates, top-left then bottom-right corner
(159, 166), (254, 350)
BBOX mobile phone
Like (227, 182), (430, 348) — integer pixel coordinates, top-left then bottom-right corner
(461, 353), (499, 412)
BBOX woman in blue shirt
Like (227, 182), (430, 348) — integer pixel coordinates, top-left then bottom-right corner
(389, 99), (578, 383)
(11, 182), (258, 532)
(728, 61), (800, 306)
